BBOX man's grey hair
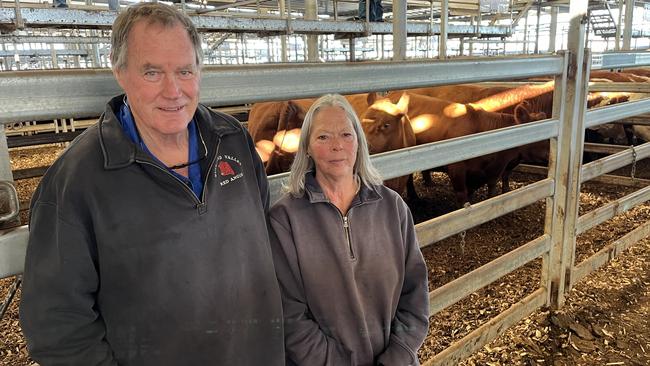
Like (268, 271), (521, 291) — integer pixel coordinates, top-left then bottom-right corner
(287, 94), (383, 197)
(110, 2), (203, 70)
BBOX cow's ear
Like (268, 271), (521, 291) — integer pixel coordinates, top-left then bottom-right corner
(282, 101), (306, 129)
(396, 93), (410, 114)
(514, 103), (532, 123)
(367, 92), (378, 106)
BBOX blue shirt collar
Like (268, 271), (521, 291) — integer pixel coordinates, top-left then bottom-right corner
(117, 97), (204, 198)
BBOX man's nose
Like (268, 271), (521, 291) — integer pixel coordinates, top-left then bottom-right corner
(162, 75), (182, 98)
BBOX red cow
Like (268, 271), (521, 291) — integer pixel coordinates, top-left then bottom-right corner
(362, 93), (545, 206)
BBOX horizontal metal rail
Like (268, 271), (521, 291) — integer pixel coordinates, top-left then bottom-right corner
(370, 118), (559, 180)
(428, 234), (550, 316)
(416, 179), (554, 247)
(585, 98), (650, 128)
(0, 56), (564, 123)
(0, 8), (509, 36)
(0, 49), (93, 57)
(581, 142), (650, 183)
(7, 131), (83, 148)
(588, 82), (650, 93)
(584, 142), (627, 155)
(572, 220), (650, 284)
(515, 164), (650, 189)
(424, 288), (547, 366)
(591, 52), (650, 70)
(576, 184), (650, 235)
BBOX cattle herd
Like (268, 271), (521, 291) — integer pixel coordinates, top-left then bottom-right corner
(248, 68), (650, 206)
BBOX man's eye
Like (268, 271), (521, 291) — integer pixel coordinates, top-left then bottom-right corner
(143, 71), (161, 81)
(179, 70), (195, 79)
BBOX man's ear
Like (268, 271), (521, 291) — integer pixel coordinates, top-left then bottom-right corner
(112, 66), (127, 91)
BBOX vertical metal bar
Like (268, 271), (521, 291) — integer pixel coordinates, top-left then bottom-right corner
(393, 0), (407, 60)
(540, 44), (563, 299)
(523, 10), (529, 53)
(439, 0), (448, 59)
(549, 5), (558, 53)
(534, 0), (541, 54)
(278, 0), (288, 62)
(0, 125), (12, 183)
(623, 0), (634, 50)
(305, 0), (318, 62)
(615, 0), (623, 50)
(548, 0), (590, 309)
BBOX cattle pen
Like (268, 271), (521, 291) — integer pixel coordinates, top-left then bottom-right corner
(2, 0), (650, 365)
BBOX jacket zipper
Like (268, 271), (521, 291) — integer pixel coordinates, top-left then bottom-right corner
(328, 203), (356, 260)
(198, 136), (221, 212)
(342, 215), (355, 260)
(136, 136), (221, 211)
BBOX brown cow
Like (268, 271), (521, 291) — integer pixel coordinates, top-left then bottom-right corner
(624, 68), (650, 78)
(252, 93), (376, 175)
(362, 93), (545, 206)
(590, 70), (650, 83)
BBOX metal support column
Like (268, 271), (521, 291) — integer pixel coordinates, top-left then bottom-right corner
(549, 5), (558, 53)
(305, 0), (318, 62)
(393, 0), (407, 60)
(615, 0), (623, 50)
(547, 0), (590, 309)
(623, 0), (634, 50)
(534, 1), (541, 54)
(278, 0), (288, 62)
(439, 0), (448, 59)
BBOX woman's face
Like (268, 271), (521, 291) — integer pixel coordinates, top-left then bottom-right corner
(308, 106), (358, 182)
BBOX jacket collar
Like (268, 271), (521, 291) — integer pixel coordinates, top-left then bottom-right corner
(99, 94), (241, 170)
(303, 171), (382, 205)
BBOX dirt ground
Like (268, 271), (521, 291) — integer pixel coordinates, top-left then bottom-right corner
(1, 145), (649, 365)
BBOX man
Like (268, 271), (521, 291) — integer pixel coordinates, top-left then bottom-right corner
(357, 0), (383, 22)
(20, 3), (284, 365)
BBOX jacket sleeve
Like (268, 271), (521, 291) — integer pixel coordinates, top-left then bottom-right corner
(376, 199), (429, 366)
(268, 213), (354, 366)
(244, 128), (270, 212)
(20, 200), (118, 366)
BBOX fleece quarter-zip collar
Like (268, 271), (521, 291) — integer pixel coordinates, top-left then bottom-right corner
(303, 171), (382, 205)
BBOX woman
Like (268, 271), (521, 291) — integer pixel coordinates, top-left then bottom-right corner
(269, 94), (429, 366)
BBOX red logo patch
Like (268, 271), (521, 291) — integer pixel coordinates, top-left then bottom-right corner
(218, 161), (235, 176)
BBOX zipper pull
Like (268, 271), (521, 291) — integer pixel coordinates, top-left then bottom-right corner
(196, 202), (207, 215)
(343, 216), (349, 228)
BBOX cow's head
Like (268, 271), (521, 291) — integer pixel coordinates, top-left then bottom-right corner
(361, 93), (411, 154)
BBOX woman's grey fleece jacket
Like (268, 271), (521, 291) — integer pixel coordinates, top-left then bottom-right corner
(269, 173), (429, 366)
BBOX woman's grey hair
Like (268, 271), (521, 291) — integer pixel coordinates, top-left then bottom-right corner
(110, 2), (203, 70)
(287, 94), (382, 197)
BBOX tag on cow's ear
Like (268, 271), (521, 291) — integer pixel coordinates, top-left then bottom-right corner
(397, 93), (410, 115)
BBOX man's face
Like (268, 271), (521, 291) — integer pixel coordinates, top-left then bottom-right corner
(114, 20), (200, 137)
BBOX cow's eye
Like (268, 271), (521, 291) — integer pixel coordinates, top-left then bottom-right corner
(381, 123), (391, 130)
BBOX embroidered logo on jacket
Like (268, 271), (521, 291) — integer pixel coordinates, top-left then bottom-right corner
(218, 161), (235, 176)
(215, 155), (244, 186)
